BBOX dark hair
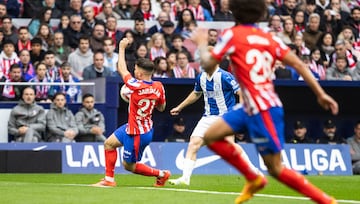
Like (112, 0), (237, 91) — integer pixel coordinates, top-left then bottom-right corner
(230, 0), (265, 24)
(18, 26), (29, 32)
(60, 62), (71, 68)
(21, 86), (35, 97)
(79, 35), (90, 42)
(177, 9), (195, 29)
(52, 92), (66, 101)
(171, 33), (184, 42)
(82, 93), (94, 101)
(10, 63), (21, 72)
(45, 50), (56, 56)
(35, 62), (47, 70)
(136, 58), (155, 72)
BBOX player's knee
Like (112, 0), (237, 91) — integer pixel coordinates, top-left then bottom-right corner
(122, 161), (135, 172)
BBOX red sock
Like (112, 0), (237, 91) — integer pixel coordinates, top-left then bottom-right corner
(278, 167), (332, 204)
(208, 140), (258, 180)
(105, 149), (117, 178)
(134, 163), (160, 177)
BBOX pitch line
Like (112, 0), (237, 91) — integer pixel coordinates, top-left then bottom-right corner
(0, 181), (358, 203)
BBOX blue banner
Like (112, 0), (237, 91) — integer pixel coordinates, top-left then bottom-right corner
(0, 143), (352, 175)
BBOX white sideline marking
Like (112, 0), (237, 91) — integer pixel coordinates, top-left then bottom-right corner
(0, 181), (358, 203)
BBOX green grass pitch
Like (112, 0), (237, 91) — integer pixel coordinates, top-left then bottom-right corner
(0, 174), (359, 204)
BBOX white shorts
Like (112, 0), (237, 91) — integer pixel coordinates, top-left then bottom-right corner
(191, 115), (221, 138)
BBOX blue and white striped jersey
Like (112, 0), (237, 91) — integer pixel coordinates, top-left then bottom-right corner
(194, 67), (240, 116)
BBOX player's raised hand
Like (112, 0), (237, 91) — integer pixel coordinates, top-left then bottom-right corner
(317, 94), (339, 115)
(191, 28), (208, 46)
(119, 38), (129, 50)
(170, 107), (181, 115)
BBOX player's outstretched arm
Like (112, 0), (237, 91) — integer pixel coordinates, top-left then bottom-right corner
(117, 38), (131, 79)
(282, 52), (339, 115)
(170, 91), (202, 115)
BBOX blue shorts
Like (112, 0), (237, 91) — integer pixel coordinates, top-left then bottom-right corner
(223, 104), (285, 155)
(113, 124), (153, 163)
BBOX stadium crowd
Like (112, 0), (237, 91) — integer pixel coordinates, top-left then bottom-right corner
(0, 0), (360, 102)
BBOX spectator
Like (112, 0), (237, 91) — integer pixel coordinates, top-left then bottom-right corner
(16, 27), (32, 53)
(68, 35), (94, 80)
(7, 87), (46, 142)
(165, 117), (188, 142)
(132, 0), (155, 21)
(317, 32), (335, 68)
(309, 47), (326, 80)
(161, 20), (176, 49)
(329, 39), (358, 69)
(169, 34), (193, 62)
(347, 120), (360, 175)
(317, 119), (346, 144)
(326, 54), (354, 80)
(294, 9), (306, 33)
(347, 6), (360, 42)
(34, 23), (54, 51)
(187, 0), (212, 21)
(0, 64), (26, 101)
(214, 0), (233, 21)
(0, 39), (19, 79)
(42, 0), (62, 18)
(277, 18), (297, 45)
(171, 0), (187, 20)
(0, 28), (4, 52)
(29, 63), (52, 103)
(2, 15), (18, 46)
(132, 17), (151, 45)
(56, 14), (70, 33)
(135, 42), (149, 59)
(294, 34), (311, 57)
(3, 0), (20, 18)
(172, 51), (197, 78)
(96, 1), (121, 21)
(114, 0), (134, 19)
(52, 62), (81, 103)
(275, 0), (297, 21)
(43, 50), (61, 82)
(28, 7), (52, 37)
(153, 56), (171, 78)
(103, 37), (119, 72)
(105, 15), (124, 51)
(75, 93), (107, 142)
(49, 32), (72, 66)
(160, 1), (175, 21)
(82, 6), (104, 35)
(18, 49), (35, 81)
(263, 14), (283, 34)
(63, 15), (86, 49)
(83, 0), (103, 17)
(46, 92), (79, 142)
(194, 28), (218, 62)
(83, 51), (114, 80)
(274, 60), (293, 79)
(89, 23), (106, 52)
(29, 37), (46, 66)
(303, 13), (323, 51)
(287, 120), (314, 144)
(64, 0), (82, 16)
(148, 11), (170, 35)
(166, 50), (177, 73)
(148, 32), (168, 61)
(175, 9), (196, 34)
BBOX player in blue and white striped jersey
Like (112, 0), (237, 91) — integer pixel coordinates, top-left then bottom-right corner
(169, 64), (262, 186)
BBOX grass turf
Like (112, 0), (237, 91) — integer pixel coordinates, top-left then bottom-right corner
(0, 174), (359, 204)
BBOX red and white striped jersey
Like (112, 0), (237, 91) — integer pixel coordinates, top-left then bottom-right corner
(211, 25), (290, 115)
(123, 74), (166, 135)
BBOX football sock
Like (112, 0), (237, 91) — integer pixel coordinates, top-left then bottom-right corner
(208, 140), (258, 180)
(278, 167), (332, 204)
(182, 159), (195, 180)
(240, 147), (261, 175)
(105, 149), (117, 180)
(134, 163), (160, 177)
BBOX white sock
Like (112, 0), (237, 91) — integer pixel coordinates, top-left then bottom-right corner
(105, 176), (114, 182)
(182, 159), (196, 181)
(159, 170), (165, 177)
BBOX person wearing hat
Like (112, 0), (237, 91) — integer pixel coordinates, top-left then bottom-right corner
(148, 11), (170, 35)
(287, 120), (314, 144)
(316, 119), (346, 144)
(165, 117), (188, 142)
